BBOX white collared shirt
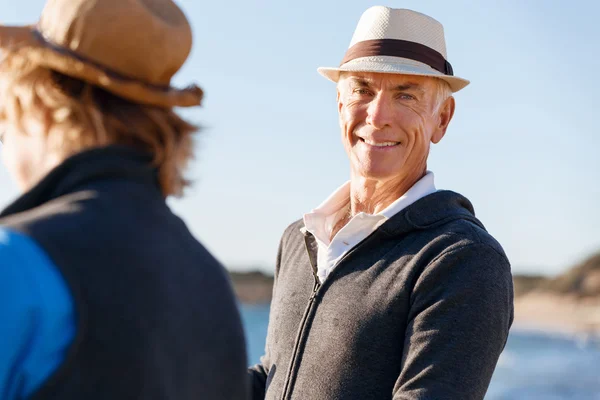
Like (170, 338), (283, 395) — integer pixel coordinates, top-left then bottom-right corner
(303, 172), (436, 283)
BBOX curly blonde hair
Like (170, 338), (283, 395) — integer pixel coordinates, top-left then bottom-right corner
(0, 52), (199, 197)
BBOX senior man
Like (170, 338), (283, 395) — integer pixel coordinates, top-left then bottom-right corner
(249, 6), (513, 400)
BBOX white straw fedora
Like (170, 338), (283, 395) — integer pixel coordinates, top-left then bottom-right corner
(318, 6), (469, 92)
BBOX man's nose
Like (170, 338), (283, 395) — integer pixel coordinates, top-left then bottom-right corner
(365, 94), (393, 129)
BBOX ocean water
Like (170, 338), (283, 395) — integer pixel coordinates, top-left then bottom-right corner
(240, 303), (600, 400)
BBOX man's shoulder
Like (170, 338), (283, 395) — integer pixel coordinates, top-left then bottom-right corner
(282, 218), (305, 240)
(399, 218), (513, 300)
(432, 216), (507, 261)
(401, 190), (508, 262)
(276, 219), (309, 259)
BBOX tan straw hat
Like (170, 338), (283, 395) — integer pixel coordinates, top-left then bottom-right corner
(318, 6), (469, 92)
(0, 0), (203, 107)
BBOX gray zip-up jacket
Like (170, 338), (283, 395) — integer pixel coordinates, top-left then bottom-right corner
(249, 191), (514, 400)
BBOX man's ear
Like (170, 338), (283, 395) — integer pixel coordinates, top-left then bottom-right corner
(431, 96), (455, 144)
(337, 87), (342, 114)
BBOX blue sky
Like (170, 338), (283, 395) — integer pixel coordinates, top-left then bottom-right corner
(1, 0), (598, 276)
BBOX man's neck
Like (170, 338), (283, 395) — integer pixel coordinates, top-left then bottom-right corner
(350, 171), (425, 216)
(328, 170), (426, 241)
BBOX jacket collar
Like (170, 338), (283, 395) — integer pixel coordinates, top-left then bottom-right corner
(378, 190), (485, 236)
(0, 145), (157, 218)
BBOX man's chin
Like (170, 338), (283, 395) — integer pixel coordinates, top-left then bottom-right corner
(352, 165), (406, 181)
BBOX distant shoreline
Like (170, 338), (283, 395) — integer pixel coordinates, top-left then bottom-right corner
(513, 292), (600, 336)
(229, 271), (274, 304)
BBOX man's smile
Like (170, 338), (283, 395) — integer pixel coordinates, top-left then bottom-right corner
(357, 137), (401, 149)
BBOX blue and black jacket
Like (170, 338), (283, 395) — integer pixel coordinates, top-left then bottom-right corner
(0, 146), (248, 400)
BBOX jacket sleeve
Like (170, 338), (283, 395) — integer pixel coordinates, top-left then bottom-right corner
(392, 242), (514, 400)
(247, 225), (289, 400)
(0, 228), (76, 400)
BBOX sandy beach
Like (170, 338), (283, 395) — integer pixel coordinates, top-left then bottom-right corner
(513, 292), (600, 336)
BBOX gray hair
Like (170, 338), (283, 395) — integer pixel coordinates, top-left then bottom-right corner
(432, 78), (452, 115)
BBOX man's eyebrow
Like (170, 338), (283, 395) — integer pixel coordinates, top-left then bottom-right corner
(347, 78), (425, 94)
(393, 83), (424, 93)
(348, 77), (372, 87)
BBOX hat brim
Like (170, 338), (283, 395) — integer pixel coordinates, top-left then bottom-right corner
(0, 25), (202, 108)
(318, 55), (469, 93)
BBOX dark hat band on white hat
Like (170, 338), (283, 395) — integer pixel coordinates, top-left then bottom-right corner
(340, 38), (453, 76)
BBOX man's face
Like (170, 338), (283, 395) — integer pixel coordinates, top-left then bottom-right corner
(337, 72), (454, 182)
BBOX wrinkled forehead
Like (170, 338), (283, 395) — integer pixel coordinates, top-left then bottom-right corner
(339, 71), (438, 91)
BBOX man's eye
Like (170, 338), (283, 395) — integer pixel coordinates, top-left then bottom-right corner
(398, 93), (415, 100)
(354, 89), (372, 95)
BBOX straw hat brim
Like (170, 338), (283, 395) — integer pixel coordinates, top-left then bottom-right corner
(318, 55), (469, 93)
(0, 25), (203, 108)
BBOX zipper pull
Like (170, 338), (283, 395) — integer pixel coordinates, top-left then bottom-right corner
(309, 284), (320, 301)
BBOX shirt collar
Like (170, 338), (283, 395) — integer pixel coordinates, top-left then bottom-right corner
(302, 181), (351, 241)
(302, 171), (436, 240)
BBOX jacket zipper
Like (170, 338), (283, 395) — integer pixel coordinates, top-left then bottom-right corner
(280, 236), (321, 400)
(280, 231), (380, 399)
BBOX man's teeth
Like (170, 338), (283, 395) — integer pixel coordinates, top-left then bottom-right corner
(363, 139), (399, 147)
